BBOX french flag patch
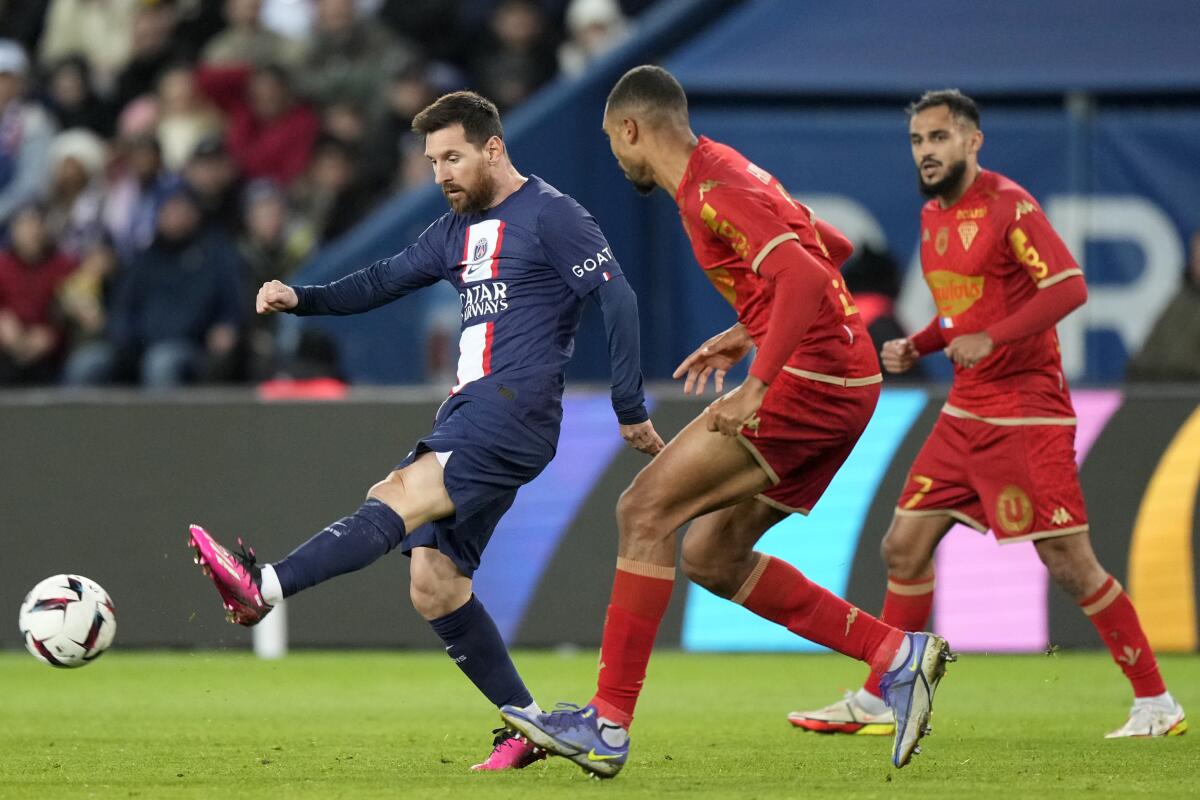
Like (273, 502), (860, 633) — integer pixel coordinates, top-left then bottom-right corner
(602, 271), (612, 281)
(939, 316), (955, 329)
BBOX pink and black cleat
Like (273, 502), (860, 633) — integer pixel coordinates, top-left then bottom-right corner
(188, 524), (271, 626)
(470, 727), (546, 772)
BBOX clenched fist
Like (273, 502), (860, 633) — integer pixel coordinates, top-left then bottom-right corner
(880, 338), (919, 374)
(256, 280), (298, 314)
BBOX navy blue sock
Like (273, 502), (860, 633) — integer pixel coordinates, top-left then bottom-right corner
(272, 499), (406, 597)
(430, 594), (534, 709)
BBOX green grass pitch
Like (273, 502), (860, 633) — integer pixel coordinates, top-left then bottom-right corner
(1, 650), (1195, 799)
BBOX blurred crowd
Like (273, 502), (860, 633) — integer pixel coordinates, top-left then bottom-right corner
(0, 0), (643, 388)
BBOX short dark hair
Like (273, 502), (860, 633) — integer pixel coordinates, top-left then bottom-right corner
(411, 91), (503, 147)
(606, 65), (688, 125)
(907, 89), (980, 128)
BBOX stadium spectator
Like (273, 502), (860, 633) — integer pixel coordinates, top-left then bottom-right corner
(0, 203), (77, 384)
(558, 0), (631, 77)
(196, 62), (319, 185)
(1125, 230), (1200, 382)
(0, 41), (55, 234)
(237, 178), (314, 378)
(112, 3), (179, 112)
(64, 184), (243, 388)
(298, 0), (418, 109)
(38, 0), (138, 93)
(321, 99), (369, 149)
(841, 243), (928, 381)
(291, 135), (380, 244)
(102, 133), (175, 264)
(43, 128), (108, 258)
(470, 0), (559, 112)
(181, 136), (242, 235)
(201, 0), (304, 69)
(362, 63), (439, 191)
(42, 56), (114, 138)
(155, 64), (223, 171)
(56, 237), (116, 353)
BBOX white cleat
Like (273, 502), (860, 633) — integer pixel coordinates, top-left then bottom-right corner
(787, 691), (896, 735)
(1105, 701), (1187, 738)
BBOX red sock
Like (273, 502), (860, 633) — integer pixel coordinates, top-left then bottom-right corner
(863, 574), (935, 697)
(734, 553), (903, 674)
(1081, 576), (1166, 697)
(590, 558), (675, 728)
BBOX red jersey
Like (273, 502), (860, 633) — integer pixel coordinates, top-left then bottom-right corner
(675, 137), (879, 386)
(919, 169), (1082, 421)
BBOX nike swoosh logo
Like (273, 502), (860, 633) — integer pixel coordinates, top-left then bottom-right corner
(908, 651), (920, 672)
(587, 749), (619, 761)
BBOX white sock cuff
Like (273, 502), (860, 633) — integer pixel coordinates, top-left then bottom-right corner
(260, 564), (284, 606)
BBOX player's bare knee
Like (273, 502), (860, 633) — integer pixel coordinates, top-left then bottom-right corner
(880, 533), (927, 580)
(409, 570), (458, 620)
(367, 471), (406, 508)
(1036, 534), (1103, 600)
(617, 482), (668, 543)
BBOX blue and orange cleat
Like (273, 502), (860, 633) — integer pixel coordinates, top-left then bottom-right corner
(188, 524), (271, 626)
(878, 631), (954, 768)
(500, 703), (628, 779)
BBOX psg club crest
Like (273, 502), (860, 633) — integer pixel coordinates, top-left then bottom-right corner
(473, 239), (489, 261)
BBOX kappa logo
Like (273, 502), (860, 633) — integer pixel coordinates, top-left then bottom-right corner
(1118, 645), (1142, 667)
(1050, 507), (1074, 526)
(1014, 199), (1037, 220)
(698, 179), (721, 200)
(845, 607), (859, 636)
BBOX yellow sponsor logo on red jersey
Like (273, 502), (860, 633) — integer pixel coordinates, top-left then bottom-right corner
(1009, 227), (1049, 280)
(956, 206), (988, 220)
(925, 270), (985, 316)
(700, 202), (750, 260)
(705, 266), (737, 305)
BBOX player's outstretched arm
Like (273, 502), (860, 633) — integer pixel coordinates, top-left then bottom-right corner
(672, 323), (753, 395)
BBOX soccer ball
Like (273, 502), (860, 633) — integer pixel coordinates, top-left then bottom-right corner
(18, 574), (116, 668)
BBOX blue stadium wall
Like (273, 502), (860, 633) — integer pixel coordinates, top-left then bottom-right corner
(2, 388), (1197, 653)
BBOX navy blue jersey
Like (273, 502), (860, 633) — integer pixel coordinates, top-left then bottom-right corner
(291, 176), (645, 446)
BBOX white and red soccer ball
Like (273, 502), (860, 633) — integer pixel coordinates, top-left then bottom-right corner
(18, 574), (116, 667)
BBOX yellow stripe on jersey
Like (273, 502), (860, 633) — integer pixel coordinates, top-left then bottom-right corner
(1129, 406), (1200, 652)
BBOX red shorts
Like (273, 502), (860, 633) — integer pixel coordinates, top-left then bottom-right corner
(739, 369), (880, 514)
(895, 413), (1089, 543)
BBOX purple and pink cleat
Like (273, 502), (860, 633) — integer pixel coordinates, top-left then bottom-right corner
(471, 728), (546, 771)
(188, 524), (271, 626)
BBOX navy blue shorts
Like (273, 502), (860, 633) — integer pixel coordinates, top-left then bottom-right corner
(397, 393), (556, 577)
